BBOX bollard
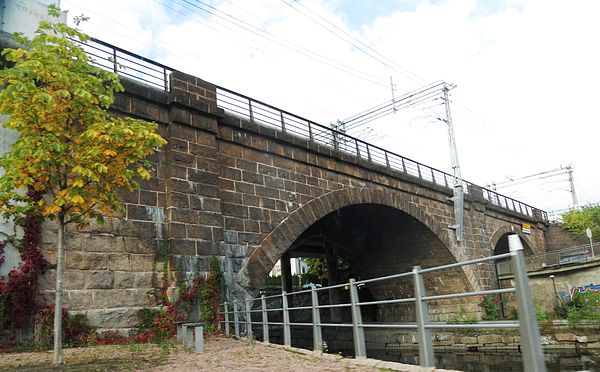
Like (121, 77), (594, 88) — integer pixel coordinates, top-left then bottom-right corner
(183, 324), (193, 348)
(195, 326), (204, 353)
(176, 323), (183, 340)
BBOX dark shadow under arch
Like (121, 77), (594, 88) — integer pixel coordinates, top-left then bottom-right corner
(489, 225), (534, 256)
(239, 187), (454, 291)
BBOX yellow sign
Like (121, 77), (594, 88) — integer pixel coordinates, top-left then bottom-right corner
(522, 223), (531, 235)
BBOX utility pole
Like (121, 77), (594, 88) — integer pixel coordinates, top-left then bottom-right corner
(442, 83), (464, 243)
(489, 165), (578, 208)
(567, 165), (578, 208)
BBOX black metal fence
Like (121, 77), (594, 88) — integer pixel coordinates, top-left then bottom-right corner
(77, 37), (547, 222)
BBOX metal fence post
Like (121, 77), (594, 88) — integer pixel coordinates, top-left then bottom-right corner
(233, 301), (240, 338)
(349, 279), (366, 358)
(112, 48), (117, 73)
(163, 67), (168, 92)
(224, 302), (230, 337)
(245, 300), (253, 339)
(413, 266), (434, 367)
(311, 285), (323, 353)
(282, 291), (291, 347)
(261, 295), (269, 343)
(509, 235), (547, 372)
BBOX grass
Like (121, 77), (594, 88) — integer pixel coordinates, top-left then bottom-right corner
(0, 344), (170, 372)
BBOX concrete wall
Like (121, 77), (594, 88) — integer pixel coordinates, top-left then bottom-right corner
(500, 259), (600, 313)
(0, 120), (22, 277)
(0, 0), (66, 39)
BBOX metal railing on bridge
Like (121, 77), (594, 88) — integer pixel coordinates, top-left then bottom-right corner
(76, 37), (547, 222)
(220, 236), (546, 371)
(497, 241), (600, 276)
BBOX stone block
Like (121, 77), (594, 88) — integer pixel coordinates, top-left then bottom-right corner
(93, 289), (129, 308)
(134, 272), (154, 288)
(108, 254), (132, 271)
(123, 237), (157, 254)
(85, 307), (141, 329)
(222, 203), (248, 218)
(186, 225), (212, 240)
(82, 234), (125, 253)
(66, 251), (108, 270)
(139, 190), (158, 206)
(65, 290), (94, 310)
(196, 241), (222, 256)
(115, 272), (135, 289)
(169, 239), (196, 255)
(461, 336), (477, 344)
(478, 334), (502, 344)
(85, 271), (115, 289)
(555, 333), (577, 342)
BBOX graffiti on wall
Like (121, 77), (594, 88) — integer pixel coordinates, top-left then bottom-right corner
(559, 283), (600, 306)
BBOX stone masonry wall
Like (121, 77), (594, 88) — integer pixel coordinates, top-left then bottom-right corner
(33, 70), (547, 331)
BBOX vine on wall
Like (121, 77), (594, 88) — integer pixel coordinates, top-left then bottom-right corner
(0, 190), (48, 340)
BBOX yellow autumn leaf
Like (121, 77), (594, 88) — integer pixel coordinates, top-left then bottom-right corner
(71, 178), (85, 187)
(43, 205), (61, 215)
(71, 194), (85, 204)
(103, 149), (117, 157)
(136, 166), (151, 180)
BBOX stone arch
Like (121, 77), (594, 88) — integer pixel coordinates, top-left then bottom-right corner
(489, 225), (534, 256)
(239, 187), (453, 290)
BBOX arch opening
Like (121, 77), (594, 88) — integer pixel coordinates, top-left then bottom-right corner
(261, 203), (476, 323)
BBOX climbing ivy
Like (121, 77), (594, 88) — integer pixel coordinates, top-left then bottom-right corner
(151, 228), (170, 304)
(200, 257), (223, 334)
(0, 191), (48, 341)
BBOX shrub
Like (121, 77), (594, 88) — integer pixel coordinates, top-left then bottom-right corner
(448, 306), (478, 324)
(134, 304), (178, 344)
(33, 305), (95, 348)
(480, 294), (501, 320)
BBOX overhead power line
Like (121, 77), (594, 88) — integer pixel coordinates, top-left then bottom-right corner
(489, 165), (578, 207)
(280, 0), (425, 84)
(338, 81), (446, 131)
(174, 0), (388, 87)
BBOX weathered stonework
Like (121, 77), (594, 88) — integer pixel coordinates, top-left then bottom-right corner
(23, 70), (548, 331)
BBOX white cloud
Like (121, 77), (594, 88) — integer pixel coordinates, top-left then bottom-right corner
(60, 0), (600, 211)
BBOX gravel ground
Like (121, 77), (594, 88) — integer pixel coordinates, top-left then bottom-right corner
(0, 336), (459, 372)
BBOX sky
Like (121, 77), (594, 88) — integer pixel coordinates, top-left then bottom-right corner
(56, 0), (600, 214)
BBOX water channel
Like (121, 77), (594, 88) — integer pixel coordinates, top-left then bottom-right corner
(338, 349), (600, 371)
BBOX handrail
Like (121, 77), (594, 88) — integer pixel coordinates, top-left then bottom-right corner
(76, 36), (547, 221)
(220, 238), (546, 371)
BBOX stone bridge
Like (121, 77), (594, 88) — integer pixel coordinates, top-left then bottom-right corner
(1, 38), (549, 329)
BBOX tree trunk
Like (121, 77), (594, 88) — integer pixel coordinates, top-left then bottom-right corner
(53, 215), (65, 365)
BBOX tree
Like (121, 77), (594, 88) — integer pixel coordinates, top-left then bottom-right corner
(0, 6), (166, 364)
(562, 205), (600, 239)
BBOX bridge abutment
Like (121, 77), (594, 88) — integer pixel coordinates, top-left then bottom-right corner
(16, 69), (547, 330)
